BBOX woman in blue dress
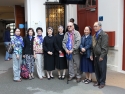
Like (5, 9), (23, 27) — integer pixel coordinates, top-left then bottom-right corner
(80, 26), (94, 84)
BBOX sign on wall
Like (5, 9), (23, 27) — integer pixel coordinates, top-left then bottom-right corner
(59, 0), (86, 4)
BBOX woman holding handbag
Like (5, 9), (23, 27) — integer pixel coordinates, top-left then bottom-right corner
(11, 28), (24, 82)
(23, 28), (35, 80)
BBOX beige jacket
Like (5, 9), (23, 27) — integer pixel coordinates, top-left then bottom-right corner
(62, 30), (81, 54)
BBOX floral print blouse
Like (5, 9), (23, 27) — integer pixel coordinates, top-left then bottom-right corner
(11, 36), (24, 55)
(33, 36), (44, 54)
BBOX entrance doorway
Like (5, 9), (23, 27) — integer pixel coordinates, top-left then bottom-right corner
(0, 6), (15, 42)
(46, 4), (65, 35)
(77, 0), (98, 35)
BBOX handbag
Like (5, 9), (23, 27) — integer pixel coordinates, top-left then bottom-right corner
(20, 59), (29, 79)
(7, 44), (14, 54)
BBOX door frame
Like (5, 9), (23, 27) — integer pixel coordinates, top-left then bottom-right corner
(77, 0), (98, 35)
(122, 0), (125, 70)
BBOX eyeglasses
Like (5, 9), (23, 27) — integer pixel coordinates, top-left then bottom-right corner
(67, 25), (72, 28)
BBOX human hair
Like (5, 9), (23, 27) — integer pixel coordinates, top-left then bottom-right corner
(70, 18), (74, 22)
(95, 21), (102, 26)
(6, 27), (11, 31)
(14, 28), (20, 33)
(47, 27), (54, 35)
(27, 28), (35, 36)
(36, 27), (43, 33)
(58, 25), (64, 30)
(85, 26), (92, 35)
(58, 25), (65, 33)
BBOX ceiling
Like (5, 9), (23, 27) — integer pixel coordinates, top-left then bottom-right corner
(0, 0), (24, 6)
(0, 0), (24, 20)
(0, 6), (14, 20)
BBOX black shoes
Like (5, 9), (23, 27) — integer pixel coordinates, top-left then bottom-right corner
(84, 79), (92, 84)
(61, 75), (65, 80)
(58, 75), (61, 80)
(50, 76), (54, 79)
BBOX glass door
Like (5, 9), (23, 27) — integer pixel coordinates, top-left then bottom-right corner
(46, 4), (65, 35)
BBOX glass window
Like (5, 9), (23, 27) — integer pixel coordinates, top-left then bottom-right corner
(78, 0), (96, 9)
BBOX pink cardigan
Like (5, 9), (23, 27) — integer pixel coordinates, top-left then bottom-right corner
(33, 37), (43, 54)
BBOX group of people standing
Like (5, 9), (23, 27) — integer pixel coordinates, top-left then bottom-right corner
(7, 19), (108, 89)
(11, 26), (68, 82)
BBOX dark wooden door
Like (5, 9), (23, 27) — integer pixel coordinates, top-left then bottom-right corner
(15, 5), (25, 37)
(77, 0), (98, 36)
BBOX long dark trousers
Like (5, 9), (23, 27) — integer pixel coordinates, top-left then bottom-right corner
(94, 55), (107, 85)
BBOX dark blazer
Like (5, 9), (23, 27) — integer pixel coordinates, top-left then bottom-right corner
(92, 30), (109, 58)
(74, 23), (79, 31)
(4, 31), (11, 42)
(43, 36), (55, 56)
(80, 35), (92, 58)
(54, 34), (66, 56)
(23, 36), (34, 55)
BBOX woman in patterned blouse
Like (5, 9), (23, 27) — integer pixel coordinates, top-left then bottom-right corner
(11, 28), (24, 82)
(33, 27), (46, 80)
(23, 28), (35, 80)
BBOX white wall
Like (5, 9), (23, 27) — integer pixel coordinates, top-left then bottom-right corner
(98, 0), (124, 73)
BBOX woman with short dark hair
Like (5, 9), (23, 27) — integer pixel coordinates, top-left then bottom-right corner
(23, 28), (35, 80)
(11, 28), (24, 82)
(80, 26), (94, 84)
(33, 27), (46, 80)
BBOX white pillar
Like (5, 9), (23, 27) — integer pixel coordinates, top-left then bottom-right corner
(65, 4), (77, 25)
(25, 0), (46, 37)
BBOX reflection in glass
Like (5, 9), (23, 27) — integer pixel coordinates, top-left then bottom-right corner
(46, 5), (65, 35)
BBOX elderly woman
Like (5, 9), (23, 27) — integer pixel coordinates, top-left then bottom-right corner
(43, 27), (55, 80)
(54, 25), (67, 80)
(34, 27), (46, 80)
(11, 28), (24, 82)
(80, 26), (94, 84)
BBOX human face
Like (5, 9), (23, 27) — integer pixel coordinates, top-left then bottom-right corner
(93, 22), (101, 32)
(58, 27), (63, 34)
(29, 30), (33, 36)
(47, 29), (53, 36)
(15, 29), (20, 36)
(70, 19), (74, 23)
(37, 30), (42, 35)
(84, 27), (90, 35)
(67, 22), (74, 32)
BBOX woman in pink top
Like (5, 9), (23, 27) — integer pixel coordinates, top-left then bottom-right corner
(33, 27), (46, 80)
